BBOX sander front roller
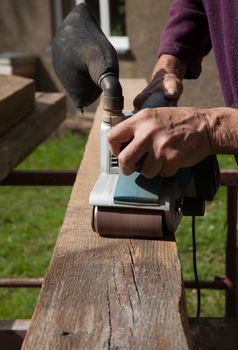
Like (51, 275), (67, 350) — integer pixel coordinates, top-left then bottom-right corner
(93, 206), (165, 238)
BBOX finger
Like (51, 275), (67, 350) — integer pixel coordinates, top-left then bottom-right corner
(160, 145), (182, 177)
(141, 149), (164, 178)
(159, 149), (179, 177)
(107, 121), (134, 156)
(118, 138), (149, 175)
(163, 75), (183, 100)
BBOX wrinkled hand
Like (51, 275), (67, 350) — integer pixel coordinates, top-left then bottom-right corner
(133, 54), (186, 110)
(108, 107), (214, 178)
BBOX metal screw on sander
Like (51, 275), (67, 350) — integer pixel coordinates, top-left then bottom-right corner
(178, 197), (205, 216)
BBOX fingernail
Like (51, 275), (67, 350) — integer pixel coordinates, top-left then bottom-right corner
(166, 87), (175, 95)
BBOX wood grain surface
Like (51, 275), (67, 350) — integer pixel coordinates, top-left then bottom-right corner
(0, 92), (66, 181)
(0, 74), (35, 136)
(22, 79), (192, 350)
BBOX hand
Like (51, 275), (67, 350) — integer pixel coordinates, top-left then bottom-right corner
(133, 54), (187, 110)
(52, 4), (119, 108)
(108, 107), (214, 178)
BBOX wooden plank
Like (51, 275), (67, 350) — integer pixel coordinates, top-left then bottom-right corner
(22, 79), (192, 350)
(0, 92), (66, 182)
(0, 74), (35, 136)
(0, 52), (37, 79)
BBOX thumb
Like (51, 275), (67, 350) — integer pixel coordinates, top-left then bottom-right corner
(163, 74), (183, 100)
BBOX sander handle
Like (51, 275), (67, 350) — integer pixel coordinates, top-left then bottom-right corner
(141, 91), (177, 109)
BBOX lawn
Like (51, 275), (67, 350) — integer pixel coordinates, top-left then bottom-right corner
(0, 129), (236, 319)
(0, 130), (88, 319)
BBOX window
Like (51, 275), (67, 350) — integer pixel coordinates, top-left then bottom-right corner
(75, 0), (130, 54)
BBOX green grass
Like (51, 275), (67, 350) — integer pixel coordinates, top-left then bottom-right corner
(0, 131), (88, 319)
(0, 131), (236, 319)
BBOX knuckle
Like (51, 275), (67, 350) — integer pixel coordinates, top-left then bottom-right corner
(138, 108), (150, 119)
(118, 150), (130, 163)
(118, 153), (132, 172)
(118, 153), (126, 168)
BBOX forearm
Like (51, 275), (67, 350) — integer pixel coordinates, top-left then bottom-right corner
(206, 107), (238, 155)
(158, 0), (211, 79)
(135, 0), (212, 108)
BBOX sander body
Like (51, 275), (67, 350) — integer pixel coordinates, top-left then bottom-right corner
(89, 91), (220, 238)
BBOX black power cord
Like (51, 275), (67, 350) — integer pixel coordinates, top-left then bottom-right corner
(192, 216), (201, 317)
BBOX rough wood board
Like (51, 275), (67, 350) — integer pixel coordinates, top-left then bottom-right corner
(22, 79), (192, 350)
(0, 74), (35, 136)
(0, 92), (66, 181)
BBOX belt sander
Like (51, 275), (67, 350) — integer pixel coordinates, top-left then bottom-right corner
(89, 83), (220, 238)
(52, 3), (220, 239)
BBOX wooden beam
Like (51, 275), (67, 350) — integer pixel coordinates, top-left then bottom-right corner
(0, 74), (35, 136)
(220, 169), (238, 186)
(0, 92), (66, 182)
(22, 79), (192, 350)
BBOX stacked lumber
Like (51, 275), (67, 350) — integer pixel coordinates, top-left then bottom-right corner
(0, 74), (66, 181)
(0, 74), (35, 136)
(0, 53), (37, 79)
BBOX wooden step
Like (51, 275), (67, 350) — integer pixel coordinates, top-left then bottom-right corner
(0, 92), (66, 182)
(0, 52), (37, 79)
(0, 74), (35, 136)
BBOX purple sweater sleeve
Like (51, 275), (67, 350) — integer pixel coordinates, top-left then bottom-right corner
(158, 0), (212, 79)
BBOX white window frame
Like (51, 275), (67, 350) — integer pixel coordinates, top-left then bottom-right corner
(76, 0), (130, 54)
